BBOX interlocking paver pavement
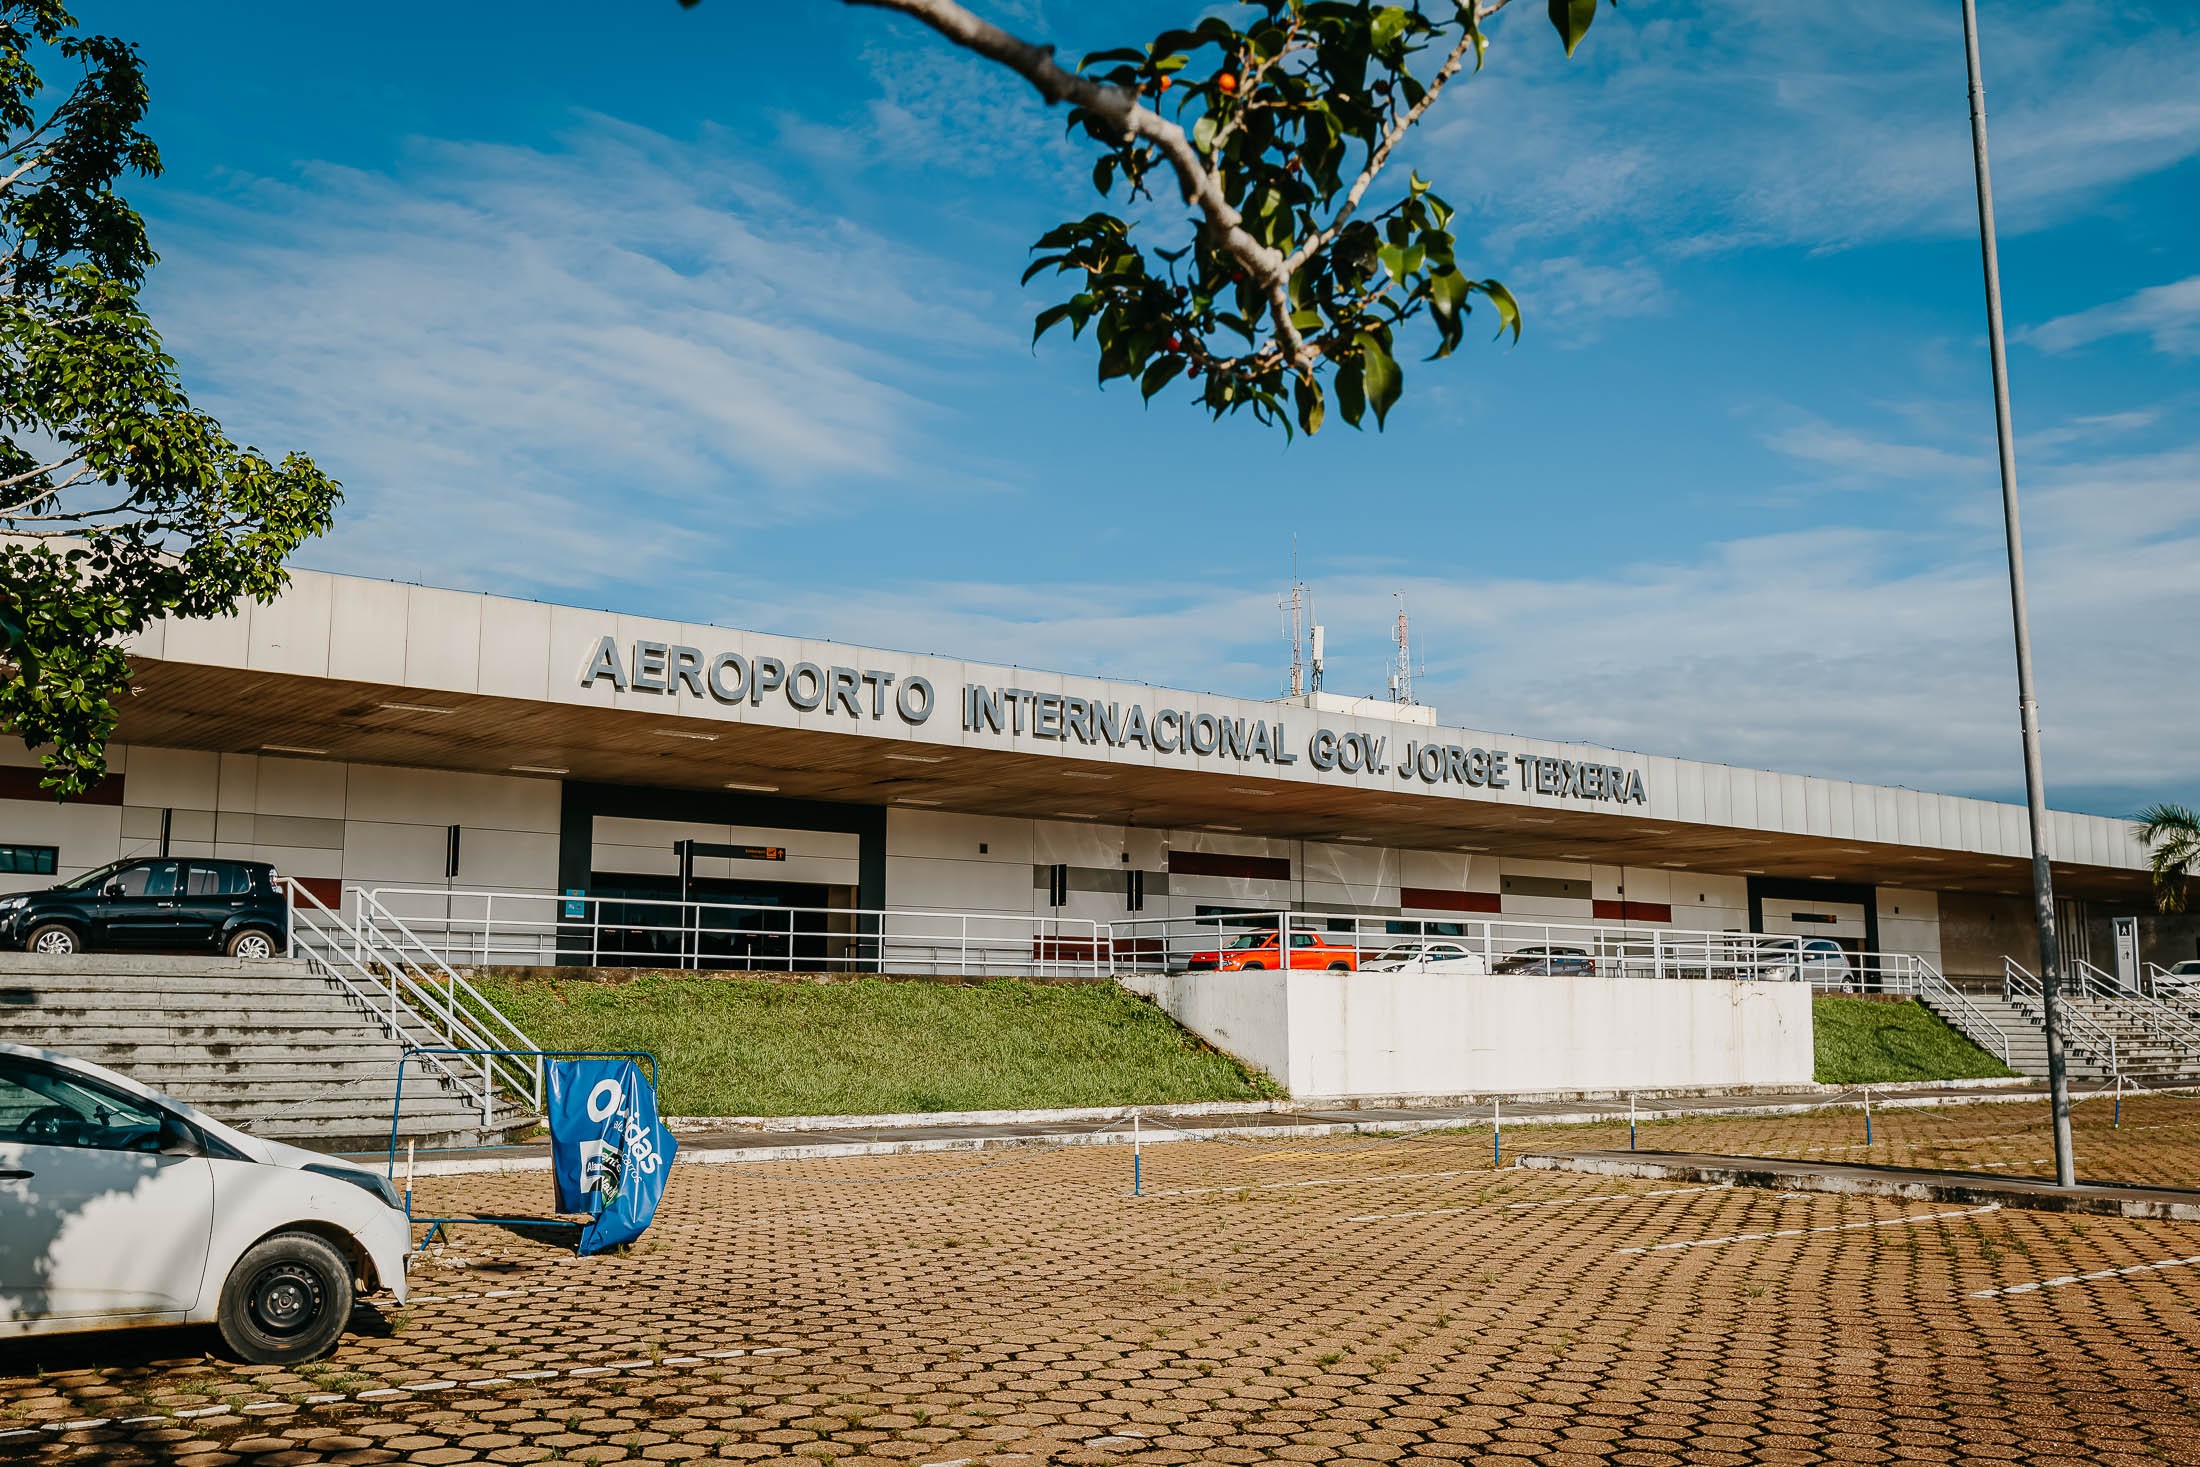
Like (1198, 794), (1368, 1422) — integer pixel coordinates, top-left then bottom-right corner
(4, 1095), (2200, 1464)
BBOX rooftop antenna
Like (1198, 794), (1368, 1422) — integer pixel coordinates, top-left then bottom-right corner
(1392, 592), (1415, 706)
(1310, 620), (1325, 693)
(1280, 538), (1308, 698)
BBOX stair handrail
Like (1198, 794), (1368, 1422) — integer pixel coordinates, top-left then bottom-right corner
(2004, 956), (2119, 1078)
(1911, 958), (2013, 1066)
(280, 882), (487, 1110)
(349, 888), (543, 1111)
(2071, 957), (2200, 1059)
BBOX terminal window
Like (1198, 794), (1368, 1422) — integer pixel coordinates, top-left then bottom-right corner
(0, 845), (57, 877)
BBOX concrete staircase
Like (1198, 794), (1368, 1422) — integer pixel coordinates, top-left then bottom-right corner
(0, 954), (535, 1152)
(1920, 987), (2200, 1087)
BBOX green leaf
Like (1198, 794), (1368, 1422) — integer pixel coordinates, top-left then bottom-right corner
(1358, 332), (1403, 428)
(1548, 0), (1598, 57)
(1370, 6), (1412, 53)
(1140, 356), (1178, 401)
(1293, 375), (1325, 435)
(1336, 361), (1367, 428)
(1032, 304), (1074, 344)
(1193, 113), (1218, 155)
(1478, 278), (1523, 342)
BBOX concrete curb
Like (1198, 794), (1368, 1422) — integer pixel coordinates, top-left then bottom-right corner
(660, 1076), (2041, 1135)
(1517, 1149), (2200, 1223)
(402, 1086), (2051, 1178)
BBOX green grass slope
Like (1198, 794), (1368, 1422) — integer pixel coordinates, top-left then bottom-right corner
(1813, 995), (2018, 1085)
(475, 973), (1282, 1118)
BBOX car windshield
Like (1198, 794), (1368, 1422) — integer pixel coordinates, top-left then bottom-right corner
(56, 859), (130, 892)
(1223, 933), (1276, 950)
(2173, 961), (2200, 976)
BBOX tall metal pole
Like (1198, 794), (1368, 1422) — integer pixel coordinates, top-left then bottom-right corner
(1961, 0), (2075, 1187)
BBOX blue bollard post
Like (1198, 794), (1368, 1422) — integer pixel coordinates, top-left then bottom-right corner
(1133, 1109), (1142, 1196)
(1629, 1093), (1637, 1152)
(2114, 1074), (2123, 1129)
(1864, 1087), (1872, 1148)
(1493, 1096), (1502, 1168)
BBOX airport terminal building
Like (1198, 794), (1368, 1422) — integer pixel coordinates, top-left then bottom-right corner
(0, 567), (2183, 983)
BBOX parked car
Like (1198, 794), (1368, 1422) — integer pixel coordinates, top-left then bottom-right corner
(1361, 940), (1489, 975)
(1183, 930), (1361, 971)
(2159, 959), (2200, 994)
(1491, 945), (1595, 976)
(0, 858), (288, 958)
(0, 1041), (408, 1363)
(1758, 936), (1854, 987)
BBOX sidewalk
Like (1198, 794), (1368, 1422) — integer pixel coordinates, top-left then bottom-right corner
(365, 1078), (2048, 1177)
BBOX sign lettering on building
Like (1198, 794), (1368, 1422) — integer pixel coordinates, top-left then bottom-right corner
(577, 635), (1647, 806)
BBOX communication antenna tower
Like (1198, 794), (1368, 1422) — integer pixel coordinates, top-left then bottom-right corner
(1310, 622), (1325, 693)
(1280, 539), (1309, 698)
(1391, 593), (1416, 706)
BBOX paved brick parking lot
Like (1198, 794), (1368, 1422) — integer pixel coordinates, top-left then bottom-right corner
(5, 1097), (2200, 1465)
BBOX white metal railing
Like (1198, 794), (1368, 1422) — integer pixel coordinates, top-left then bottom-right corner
(361, 886), (1107, 980)
(350, 890), (545, 1110)
(282, 880), (542, 1120)
(2003, 956), (2119, 1077)
(2071, 956), (2200, 1061)
(1102, 909), (1941, 989)
(1906, 956), (2014, 1066)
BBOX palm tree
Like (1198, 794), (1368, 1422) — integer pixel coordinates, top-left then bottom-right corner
(2135, 803), (2200, 913)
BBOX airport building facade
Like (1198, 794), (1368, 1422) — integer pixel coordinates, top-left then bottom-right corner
(1, 567), (2187, 982)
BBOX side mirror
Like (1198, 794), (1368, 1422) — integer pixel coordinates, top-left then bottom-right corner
(103, 881), (125, 897)
(157, 1115), (202, 1157)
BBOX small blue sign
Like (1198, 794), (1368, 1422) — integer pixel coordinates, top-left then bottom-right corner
(562, 888), (587, 921)
(545, 1058), (677, 1254)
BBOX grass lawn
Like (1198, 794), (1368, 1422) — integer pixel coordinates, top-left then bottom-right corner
(475, 972), (1283, 1118)
(1813, 995), (2017, 1085)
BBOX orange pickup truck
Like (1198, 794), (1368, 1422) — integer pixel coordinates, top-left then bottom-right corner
(1184, 931), (1361, 971)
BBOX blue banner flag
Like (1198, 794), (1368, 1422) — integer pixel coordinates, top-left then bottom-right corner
(545, 1058), (677, 1254)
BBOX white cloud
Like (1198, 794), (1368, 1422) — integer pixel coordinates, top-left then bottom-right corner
(1505, 254), (1671, 344)
(713, 436), (2200, 809)
(1762, 418), (1986, 483)
(1431, 0), (2200, 254)
(2028, 276), (2200, 357)
(144, 117), (1007, 592)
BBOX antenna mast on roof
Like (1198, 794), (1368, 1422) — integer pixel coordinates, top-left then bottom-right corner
(1391, 593), (1415, 706)
(1281, 538), (1308, 698)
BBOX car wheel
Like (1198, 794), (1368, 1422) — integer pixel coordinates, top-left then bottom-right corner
(26, 923), (80, 956)
(227, 928), (279, 960)
(1241, 961), (1266, 970)
(216, 1232), (354, 1365)
(1327, 962), (1350, 971)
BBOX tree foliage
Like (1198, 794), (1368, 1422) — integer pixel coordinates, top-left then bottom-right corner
(1, 1), (339, 796)
(2135, 803), (2200, 915)
(713, 0), (1612, 435)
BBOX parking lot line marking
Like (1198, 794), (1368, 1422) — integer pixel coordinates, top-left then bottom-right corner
(1348, 1183), (1735, 1223)
(1968, 1253), (2200, 1299)
(1148, 1169), (1476, 1198)
(1617, 1203), (2001, 1254)
(1506, 1185), (1729, 1210)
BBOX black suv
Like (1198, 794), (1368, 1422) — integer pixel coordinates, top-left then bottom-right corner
(0, 858), (290, 959)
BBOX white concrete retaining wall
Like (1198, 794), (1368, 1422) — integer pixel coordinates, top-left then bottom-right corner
(1122, 970), (1815, 1097)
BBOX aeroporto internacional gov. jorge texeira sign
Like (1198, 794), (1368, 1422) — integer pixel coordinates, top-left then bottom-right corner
(580, 636), (1648, 806)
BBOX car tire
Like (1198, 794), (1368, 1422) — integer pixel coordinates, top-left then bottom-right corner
(1241, 961), (1266, 970)
(226, 928), (279, 960)
(1327, 962), (1350, 971)
(25, 922), (80, 956)
(216, 1232), (354, 1366)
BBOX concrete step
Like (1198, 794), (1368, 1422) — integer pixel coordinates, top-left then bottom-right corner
(0, 1014), (405, 1040)
(0, 954), (316, 979)
(2, 975), (367, 1001)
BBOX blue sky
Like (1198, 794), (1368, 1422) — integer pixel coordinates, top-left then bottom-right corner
(108, 1), (2200, 817)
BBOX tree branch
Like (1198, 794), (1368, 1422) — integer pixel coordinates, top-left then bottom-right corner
(842, 0), (1312, 366)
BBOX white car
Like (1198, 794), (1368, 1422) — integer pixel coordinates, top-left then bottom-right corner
(1361, 940), (1489, 974)
(0, 1041), (410, 1364)
(1759, 936), (1855, 987)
